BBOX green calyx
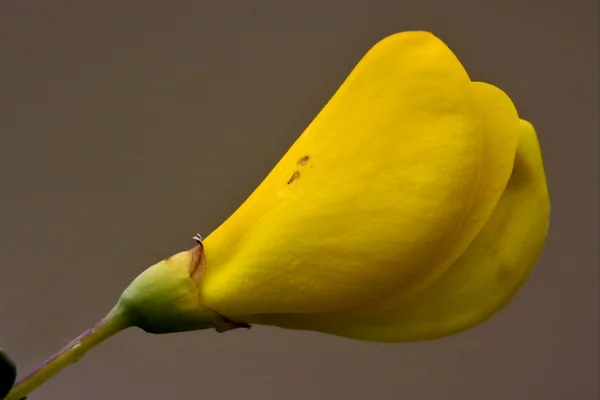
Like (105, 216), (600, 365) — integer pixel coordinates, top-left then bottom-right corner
(117, 242), (250, 334)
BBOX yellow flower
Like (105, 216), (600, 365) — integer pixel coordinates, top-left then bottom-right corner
(119, 31), (550, 342)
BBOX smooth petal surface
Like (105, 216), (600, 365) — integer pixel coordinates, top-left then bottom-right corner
(366, 81), (521, 310)
(202, 31), (487, 317)
(257, 119), (549, 341)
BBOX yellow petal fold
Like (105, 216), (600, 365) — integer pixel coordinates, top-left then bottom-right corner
(257, 119), (549, 342)
(202, 31), (487, 317)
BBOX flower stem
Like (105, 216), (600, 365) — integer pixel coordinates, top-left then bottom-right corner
(5, 306), (132, 400)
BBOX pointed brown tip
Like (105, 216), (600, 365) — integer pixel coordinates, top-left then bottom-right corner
(188, 240), (205, 284)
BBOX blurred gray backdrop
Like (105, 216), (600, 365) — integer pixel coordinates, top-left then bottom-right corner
(1, 1), (598, 399)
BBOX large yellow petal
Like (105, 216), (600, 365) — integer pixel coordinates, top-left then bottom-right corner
(367, 81), (521, 311)
(259, 119), (549, 341)
(202, 31), (486, 317)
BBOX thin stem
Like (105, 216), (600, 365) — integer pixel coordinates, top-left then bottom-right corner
(5, 306), (132, 400)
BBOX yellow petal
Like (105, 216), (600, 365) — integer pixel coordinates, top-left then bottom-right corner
(364, 81), (521, 311)
(261, 119), (549, 341)
(202, 31), (486, 317)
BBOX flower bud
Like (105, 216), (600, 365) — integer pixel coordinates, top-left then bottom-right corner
(118, 31), (549, 342)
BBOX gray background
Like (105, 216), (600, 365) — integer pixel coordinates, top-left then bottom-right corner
(0, 1), (598, 399)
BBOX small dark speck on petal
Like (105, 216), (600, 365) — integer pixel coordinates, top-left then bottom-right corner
(297, 155), (310, 166)
(287, 171), (300, 184)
